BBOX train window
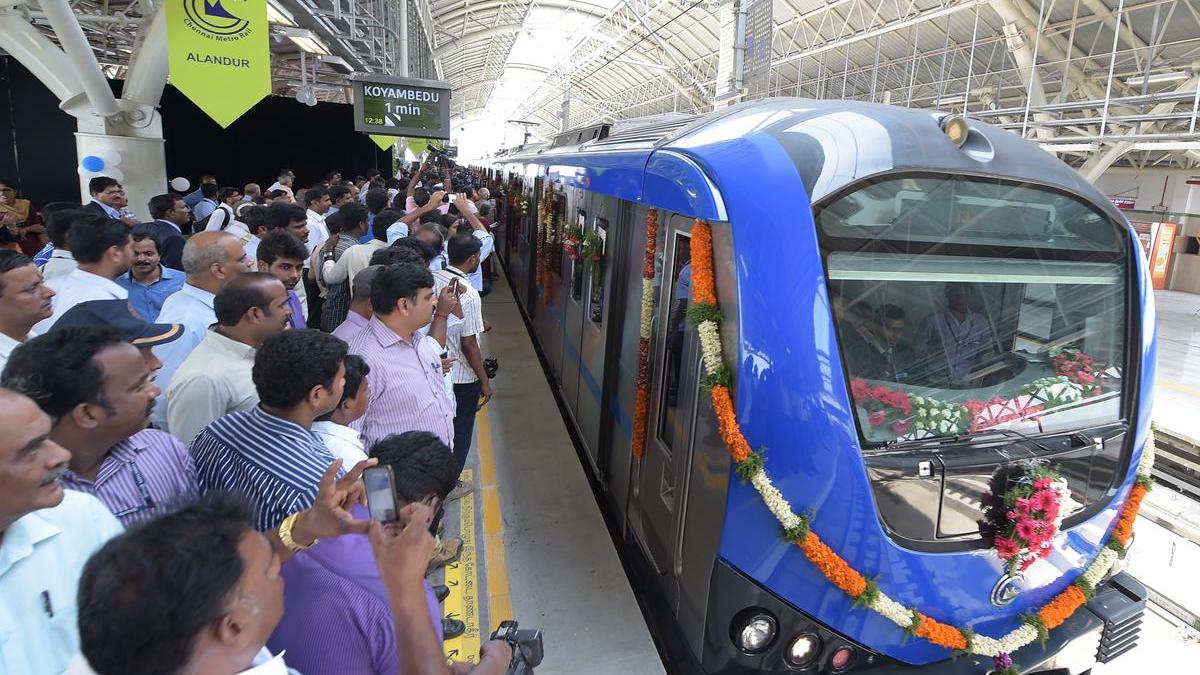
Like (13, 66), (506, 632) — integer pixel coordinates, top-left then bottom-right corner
(818, 175), (1128, 448)
(819, 175), (1122, 253)
(657, 233), (695, 455)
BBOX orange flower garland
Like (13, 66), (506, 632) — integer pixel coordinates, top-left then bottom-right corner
(1037, 584), (1088, 630)
(632, 209), (658, 458)
(915, 614), (970, 651)
(711, 385), (752, 463)
(690, 220), (717, 306)
(799, 532), (868, 598)
(1111, 482), (1145, 546)
(685, 217), (1153, 660)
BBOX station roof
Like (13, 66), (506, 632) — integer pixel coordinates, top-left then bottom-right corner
(9, 0), (1200, 169)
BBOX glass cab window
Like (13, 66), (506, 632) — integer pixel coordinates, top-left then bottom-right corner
(817, 175), (1128, 447)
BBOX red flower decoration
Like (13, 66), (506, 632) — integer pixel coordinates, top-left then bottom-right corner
(868, 410), (887, 427)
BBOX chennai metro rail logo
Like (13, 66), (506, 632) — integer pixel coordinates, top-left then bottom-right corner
(183, 0), (252, 40)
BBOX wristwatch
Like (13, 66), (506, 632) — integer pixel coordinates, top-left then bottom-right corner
(278, 512), (316, 552)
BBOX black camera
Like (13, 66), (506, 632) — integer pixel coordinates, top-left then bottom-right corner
(484, 358), (499, 380)
(490, 621), (543, 675)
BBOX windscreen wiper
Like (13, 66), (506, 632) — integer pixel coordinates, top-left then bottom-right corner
(972, 427), (1055, 454)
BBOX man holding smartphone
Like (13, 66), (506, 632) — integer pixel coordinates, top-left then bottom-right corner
(432, 231), (491, 485)
(268, 431), (512, 674)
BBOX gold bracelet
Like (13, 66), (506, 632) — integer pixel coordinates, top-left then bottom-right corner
(278, 512), (316, 552)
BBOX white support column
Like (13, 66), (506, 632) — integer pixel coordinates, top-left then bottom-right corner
(36, 0), (121, 118)
(0, 8), (82, 103)
(0, 4), (166, 217)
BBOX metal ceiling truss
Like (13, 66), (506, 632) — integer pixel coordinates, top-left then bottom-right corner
(502, 0), (1200, 168)
(6, 0), (1200, 167)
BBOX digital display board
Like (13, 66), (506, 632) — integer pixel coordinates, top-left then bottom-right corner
(352, 74), (451, 140)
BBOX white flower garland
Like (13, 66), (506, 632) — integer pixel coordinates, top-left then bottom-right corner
(639, 279), (654, 339)
(693, 261), (1154, 657)
(696, 320), (723, 377)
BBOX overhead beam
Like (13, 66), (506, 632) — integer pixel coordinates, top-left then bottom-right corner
(1079, 74), (1200, 181)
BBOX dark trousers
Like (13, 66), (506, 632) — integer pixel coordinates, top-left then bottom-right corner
(303, 274), (323, 329)
(452, 380), (483, 476)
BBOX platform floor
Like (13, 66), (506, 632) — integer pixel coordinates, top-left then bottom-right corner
(430, 276), (665, 674)
(1153, 290), (1200, 443)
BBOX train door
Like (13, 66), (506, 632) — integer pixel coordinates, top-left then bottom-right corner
(575, 193), (625, 474)
(558, 188), (590, 439)
(626, 215), (733, 655)
(531, 178), (564, 376)
(629, 215), (701, 606)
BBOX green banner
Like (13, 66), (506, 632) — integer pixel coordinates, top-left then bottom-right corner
(167, 0), (270, 127)
(369, 134), (397, 151)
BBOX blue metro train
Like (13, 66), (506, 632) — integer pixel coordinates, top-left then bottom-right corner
(488, 98), (1153, 674)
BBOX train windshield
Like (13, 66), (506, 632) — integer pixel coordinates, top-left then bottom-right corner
(816, 174), (1128, 447)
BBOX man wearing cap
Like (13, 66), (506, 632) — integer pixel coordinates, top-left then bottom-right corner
(167, 273), (291, 445)
(48, 298), (184, 374)
(2, 325), (198, 527)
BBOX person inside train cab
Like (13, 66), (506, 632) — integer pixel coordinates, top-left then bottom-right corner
(918, 282), (994, 387)
(843, 304), (913, 383)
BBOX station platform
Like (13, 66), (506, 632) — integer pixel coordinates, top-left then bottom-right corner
(429, 275), (666, 674)
(1153, 290), (1200, 445)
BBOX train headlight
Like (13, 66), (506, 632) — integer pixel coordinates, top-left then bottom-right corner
(733, 611), (777, 653)
(785, 633), (822, 668)
(940, 114), (970, 147)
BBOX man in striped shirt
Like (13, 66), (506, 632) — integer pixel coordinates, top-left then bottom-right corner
(191, 329), (348, 531)
(1, 326), (198, 527)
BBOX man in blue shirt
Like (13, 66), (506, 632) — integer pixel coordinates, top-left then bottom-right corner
(181, 174), (216, 209)
(116, 227), (186, 321)
(191, 183), (220, 225)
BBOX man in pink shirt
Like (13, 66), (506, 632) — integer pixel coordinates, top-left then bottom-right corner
(332, 266), (379, 342)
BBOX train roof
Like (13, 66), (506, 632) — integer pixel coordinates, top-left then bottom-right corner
(499, 98), (1122, 224)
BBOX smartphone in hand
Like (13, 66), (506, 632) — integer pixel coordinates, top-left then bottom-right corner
(364, 466), (398, 522)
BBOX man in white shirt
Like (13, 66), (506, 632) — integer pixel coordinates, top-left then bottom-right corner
(321, 200), (440, 295)
(0, 388), (124, 674)
(312, 354), (371, 468)
(202, 187), (243, 232)
(303, 186), (332, 256)
(38, 208), (87, 281)
(34, 214), (132, 334)
(433, 232), (491, 478)
(448, 196), (495, 294)
(0, 250), (54, 372)
(167, 273), (291, 445)
(151, 231), (253, 430)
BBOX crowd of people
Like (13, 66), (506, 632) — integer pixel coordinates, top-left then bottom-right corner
(0, 160), (515, 675)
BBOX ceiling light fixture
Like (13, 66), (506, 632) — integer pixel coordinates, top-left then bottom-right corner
(1131, 141), (1200, 151)
(1040, 143), (1099, 153)
(266, 0), (297, 26)
(280, 27), (330, 55)
(1123, 71), (1189, 86)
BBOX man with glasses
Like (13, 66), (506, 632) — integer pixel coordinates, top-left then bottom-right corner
(84, 177), (137, 226)
(1, 326), (198, 527)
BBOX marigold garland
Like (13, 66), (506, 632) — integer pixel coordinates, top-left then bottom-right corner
(685, 218), (1155, 660)
(1037, 584), (1088, 630)
(800, 533), (868, 598)
(631, 209), (659, 458)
